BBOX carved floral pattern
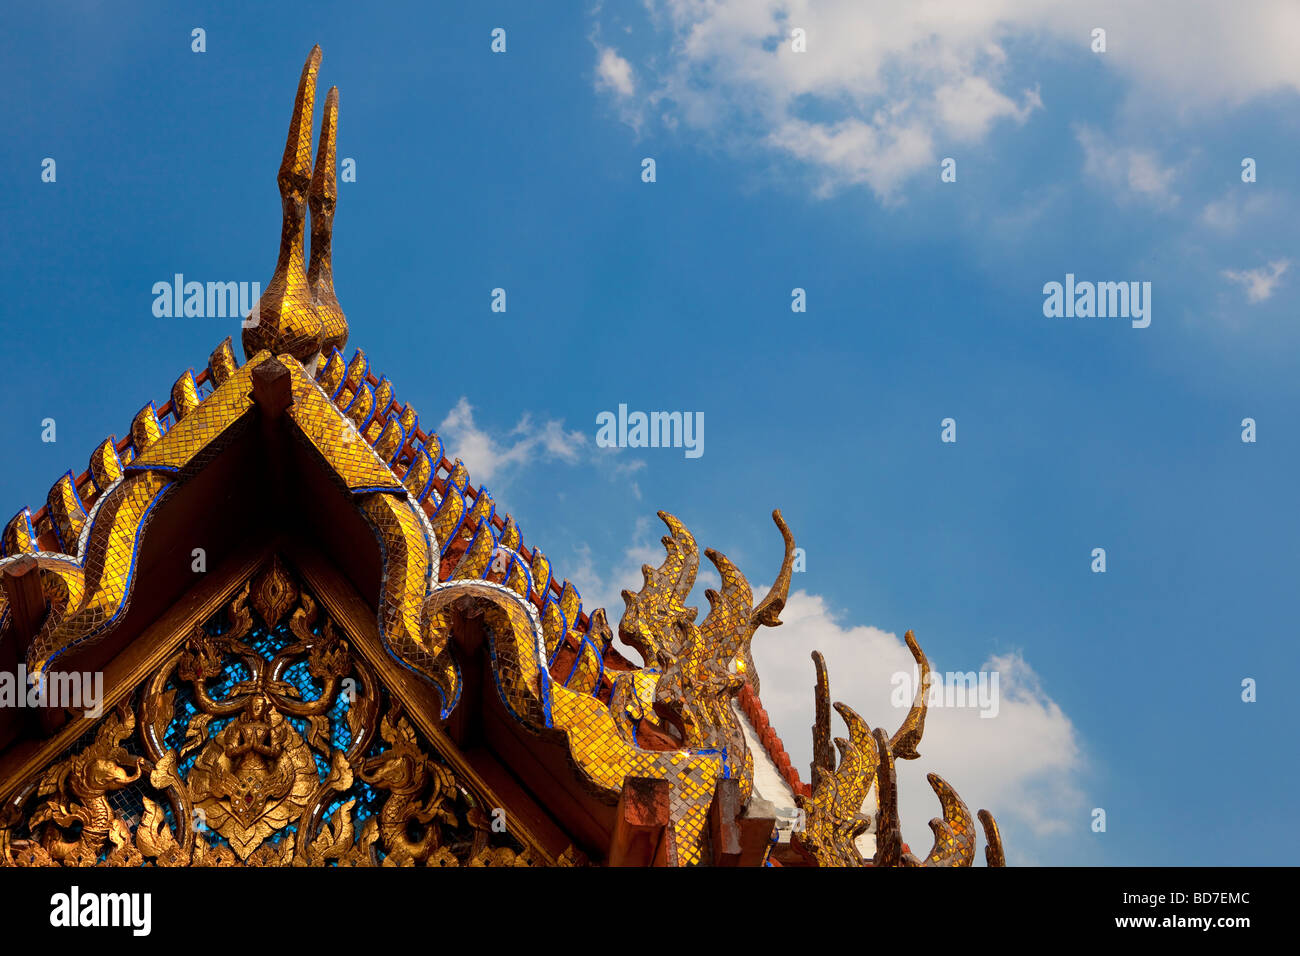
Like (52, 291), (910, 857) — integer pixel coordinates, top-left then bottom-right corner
(0, 558), (539, 868)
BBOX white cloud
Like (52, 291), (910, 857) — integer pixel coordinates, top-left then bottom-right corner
(1075, 124), (1178, 206)
(1073, 1), (1300, 107)
(438, 397), (587, 487)
(1200, 189), (1273, 233)
(436, 398), (648, 538)
(631, 0), (1046, 199)
(600, 1), (1300, 200)
(766, 115), (937, 201)
(936, 76), (1041, 143)
(749, 590), (1087, 862)
(1222, 259), (1289, 303)
(595, 46), (635, 97)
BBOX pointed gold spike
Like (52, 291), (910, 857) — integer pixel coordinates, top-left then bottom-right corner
(586, 607), (612, 652)
(430, 485), (465, 553)
(918, 773), (976, 867)
(171, 370), (201, 420)
(832, 702), (877, 813)
(131, 403), (165, 452)
(403, 446), (433, 500)
(559, 580), (581, 625)
(451, 518), (494, 580)
(208, 337), (238, 386)
(542, 601), (567, 660)
(281, 47), (320, 190)
(88, 438), (124, 492)
(498, 514), (520, 552)
(889, 630), (930, 760)
(372, 377), (394, 419)
(343, 348), (368, 393)
(978, 809), (1007, 867)
(871, 727), (905, 867)
(373, 416), (405, 463)
(530, 548), (552, 601)
(466, 487), (494, 528)
(448, 459), (470, 491)
(617, 511), (699, 666)
(345, 383), (374, 430)
(810, 651), (835, 790)
(504, 557), (530, 597)
(752, 510), (796, 628)
(1, 508), (37, 556)
(422, 431), (443, 469)
(316, 348), (345, 396)
(398, 403), (418, 434)
(656, 511), (700, 607)
(309, 85), (348, 356)
(698, 547), (753, 664)
(242, 45), (323, 363)
(46, 472), (87, 554)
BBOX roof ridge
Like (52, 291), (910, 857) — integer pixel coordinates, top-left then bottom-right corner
(3, 338), (632, 698)
(738, 679), (809, 798)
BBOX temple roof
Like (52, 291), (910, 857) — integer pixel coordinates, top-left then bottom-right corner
(0, 335), (805, 789)
(0, 45), (1007, 869)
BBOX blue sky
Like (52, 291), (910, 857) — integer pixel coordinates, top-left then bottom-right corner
(1, 1), (1297, 865)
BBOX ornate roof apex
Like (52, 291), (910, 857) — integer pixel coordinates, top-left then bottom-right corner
(243, 45), (348, 364)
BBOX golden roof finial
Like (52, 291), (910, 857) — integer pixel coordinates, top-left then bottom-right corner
(309, 85), (348, 356)
(243, 45), (325, 364)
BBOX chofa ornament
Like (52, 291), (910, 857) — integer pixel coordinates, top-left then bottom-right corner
(793, 638), (1007, 867)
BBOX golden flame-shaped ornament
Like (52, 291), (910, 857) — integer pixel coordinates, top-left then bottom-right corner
(309, 85), (348, 355)
(242, 46), (324, 363)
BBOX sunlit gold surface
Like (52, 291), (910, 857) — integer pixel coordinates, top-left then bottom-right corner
(242, 47), (324, 363)
(1, 561), (540, 867)
(0, 44), (1013, 868)
(309, 85), (348, 356)
(796, 637), (1007, 867)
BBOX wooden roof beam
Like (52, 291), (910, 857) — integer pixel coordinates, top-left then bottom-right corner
(1, 556), (46, 647)
(708, 778), (777, 866)
(607, 776), (669, 867)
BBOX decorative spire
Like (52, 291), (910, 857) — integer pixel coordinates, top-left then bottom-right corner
(242, 45), (324, 363)
(309, 85), (348, 356)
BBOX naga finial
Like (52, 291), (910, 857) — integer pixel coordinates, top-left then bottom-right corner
(795, 636), (1007, 866)
(243, 45), (325, 364)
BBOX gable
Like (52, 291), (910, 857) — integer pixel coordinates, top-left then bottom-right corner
(0, 555), (570, 867)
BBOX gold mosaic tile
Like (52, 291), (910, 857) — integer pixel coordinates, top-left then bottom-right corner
(286, 360), (404, 493)
(27, 471), (172, 680)
(130, 354), (268, 473)
(88, 437), (124, 492)
(44, 472), (87, 554)
(170, 369), (201, 420)
(1, 507), (37, 556)
(208, 336), (239, 386)
(241, 46), (325, 363)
